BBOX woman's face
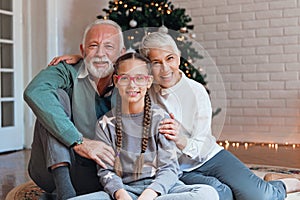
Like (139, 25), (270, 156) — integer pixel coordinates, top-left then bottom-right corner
(147, 46), (181, 88)
(114, 59), (152, 106)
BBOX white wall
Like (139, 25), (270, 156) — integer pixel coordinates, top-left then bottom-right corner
(23, 0), (109, 148)
(56, 0), (107, 56)
(174, 0), (300, 144)
(23, 0), (47, 147)
(23, 0), (300, 146)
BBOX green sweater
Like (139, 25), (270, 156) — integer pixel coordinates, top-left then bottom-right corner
(24, 60), (112, 146)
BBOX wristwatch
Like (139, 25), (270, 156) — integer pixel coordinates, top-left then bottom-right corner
(72, 137), (84, 147)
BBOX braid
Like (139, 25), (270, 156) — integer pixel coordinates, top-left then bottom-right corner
(142, 92), (152, 152)
(134, 92), (152, 180)
(114, 94), (123, 177)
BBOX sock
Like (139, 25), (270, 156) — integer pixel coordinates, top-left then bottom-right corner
(52, 166), (76, 200)
(281, 178), (300, 193)
(39, 192), (57, 200)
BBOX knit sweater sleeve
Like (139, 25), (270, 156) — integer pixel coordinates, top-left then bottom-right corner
(95, 114), (124, 198)
(147, 106), (179, 195)
(23, 61), (82, 146)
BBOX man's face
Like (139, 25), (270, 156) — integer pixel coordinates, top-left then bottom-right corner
(81, 24), (122, 79)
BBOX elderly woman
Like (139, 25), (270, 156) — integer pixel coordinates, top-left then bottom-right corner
(139, 31), (300, 200)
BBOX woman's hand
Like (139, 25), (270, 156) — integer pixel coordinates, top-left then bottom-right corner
(48, 54), (83, 66)
(114, 189), (133, 200)
(158, 113), (187, 150)
(138, 188), (158, 200)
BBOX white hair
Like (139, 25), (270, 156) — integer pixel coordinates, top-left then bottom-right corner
(140, 32), (180, 57)
(82, 19), (124, 51)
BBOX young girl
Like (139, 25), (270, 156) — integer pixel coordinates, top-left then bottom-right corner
(69, 52), (218, 200)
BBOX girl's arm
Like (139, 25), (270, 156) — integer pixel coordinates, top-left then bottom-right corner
(144, 107), (180, 196)
(138, 188), (158, 200)
(115, 189), (133, 200)
(95, 117), (125, 198)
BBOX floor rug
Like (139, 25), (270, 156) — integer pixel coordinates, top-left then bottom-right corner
(5, 165), (300, 200)
(247, 164), (300, 200)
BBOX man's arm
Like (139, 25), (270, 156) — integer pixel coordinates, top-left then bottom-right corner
(24, 61), (82, 146)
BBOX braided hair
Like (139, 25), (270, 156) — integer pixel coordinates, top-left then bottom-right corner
(113, 52), (152, 179)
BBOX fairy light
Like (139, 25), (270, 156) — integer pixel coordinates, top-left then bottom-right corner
(218, 141), (299, 151)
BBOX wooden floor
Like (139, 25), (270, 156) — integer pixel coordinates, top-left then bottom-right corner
(0, 143), (300, 200)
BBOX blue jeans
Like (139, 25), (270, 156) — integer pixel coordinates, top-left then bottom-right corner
(69, 179), (219, 200)
(180, 149), (286, 200)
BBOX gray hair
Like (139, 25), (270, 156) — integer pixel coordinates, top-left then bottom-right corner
(140, 32), (180, 57)
(82, 19), (124, 51)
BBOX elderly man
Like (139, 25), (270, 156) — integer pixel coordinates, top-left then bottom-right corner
(24, 19), (125, 199)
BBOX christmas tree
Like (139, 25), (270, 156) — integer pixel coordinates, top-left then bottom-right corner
(97, 0), (208, 90)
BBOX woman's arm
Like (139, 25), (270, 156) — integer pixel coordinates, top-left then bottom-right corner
(48, 54), (83, 66)
(158, 113), (188, 150)
(159, 83), (215, 160)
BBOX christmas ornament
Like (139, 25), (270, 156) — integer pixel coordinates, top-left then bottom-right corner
(129, 19), (137, 27)
(190, 33), (196, 39)
(158, 25), (168, 33)
(180, 27), (187, 33)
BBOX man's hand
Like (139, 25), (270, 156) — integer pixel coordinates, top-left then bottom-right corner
(114, 189), (133, 200)
(158, 113), (187, 150)
(73, 138), (115, 169)
(48, 54), (82, 66)
(138, 188), (158, 200)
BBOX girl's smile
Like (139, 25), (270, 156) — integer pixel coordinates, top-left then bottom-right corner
(114, 59), (153, 114)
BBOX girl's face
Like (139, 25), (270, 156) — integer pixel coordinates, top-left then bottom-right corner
(147, 46), (181, 88)
(114, 59), (153, 108)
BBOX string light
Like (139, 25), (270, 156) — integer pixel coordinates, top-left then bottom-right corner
(218, 141), (300, 151)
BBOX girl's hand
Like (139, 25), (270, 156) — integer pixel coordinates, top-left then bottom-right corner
(114, 189), (133, 200)
(48, 54), (82, 66)
(158, 113), (187, 150)
(138, 189), (158, 200)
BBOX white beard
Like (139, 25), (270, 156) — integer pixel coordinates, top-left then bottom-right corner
(84, 56), (114, 79)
